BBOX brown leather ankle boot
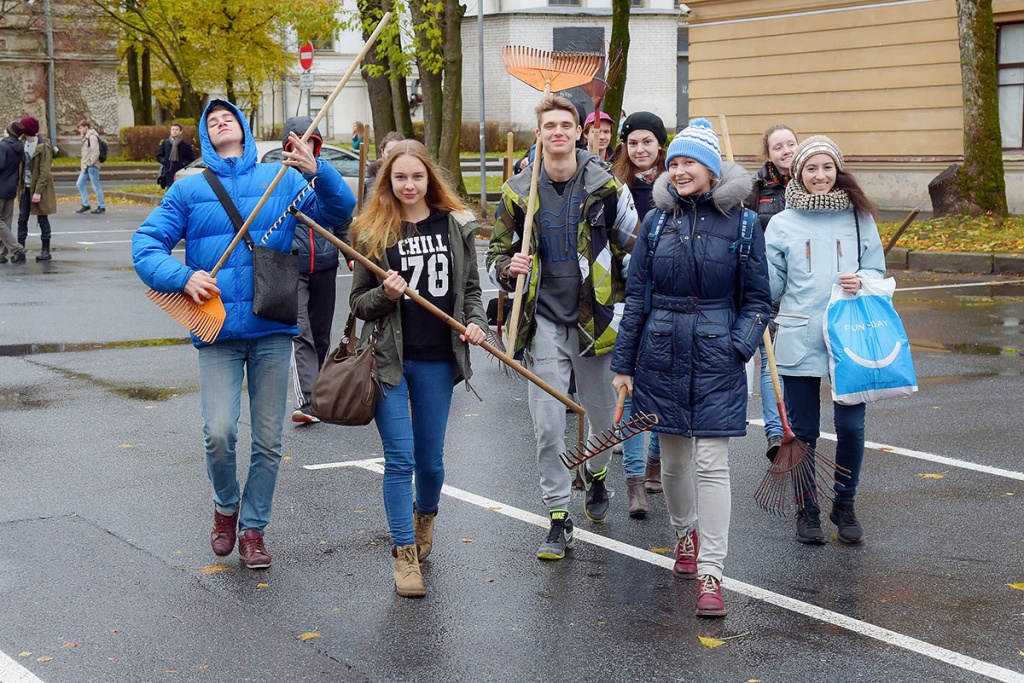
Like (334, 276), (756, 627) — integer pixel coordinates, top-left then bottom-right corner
(644, 458), (663, 493)
(626, 477), (649, 518)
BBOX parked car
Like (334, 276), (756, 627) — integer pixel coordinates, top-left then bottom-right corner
(174, 140), (363, 193)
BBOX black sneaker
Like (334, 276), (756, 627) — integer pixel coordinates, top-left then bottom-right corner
(75, 205), (91, 214)
(795, 506), (826, 545)
(91, 207), (106, 214)
(582, 465), (610, 523)
(830, 500), (864, 545)
(0, 255), (7, 264)
(537, 510), (574, 560)
(10, 248), (26, 264)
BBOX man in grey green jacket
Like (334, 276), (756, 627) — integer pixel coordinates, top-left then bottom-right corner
(486, 96), (638, 560)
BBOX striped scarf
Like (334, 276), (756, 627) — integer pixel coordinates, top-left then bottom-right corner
(785, 181), (850, 212)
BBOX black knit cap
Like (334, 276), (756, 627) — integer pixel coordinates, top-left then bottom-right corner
(621, 111), (667, 147)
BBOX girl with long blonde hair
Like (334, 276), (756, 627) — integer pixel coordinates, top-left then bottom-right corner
(349, 140), (489, 598)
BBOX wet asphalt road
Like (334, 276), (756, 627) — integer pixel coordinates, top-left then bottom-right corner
(2, 202), (1023, 683)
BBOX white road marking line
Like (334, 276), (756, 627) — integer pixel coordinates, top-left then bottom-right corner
(748, 419), (1024, 481)
(0, 649), (46, 683)
(77, 240), (132, 245)
(312, 457), (1024, 683)
(898, 279), (1024, 292)
(304, 457), (384, 470)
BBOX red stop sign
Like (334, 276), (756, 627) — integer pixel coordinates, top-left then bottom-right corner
(299, 41), (314, 70)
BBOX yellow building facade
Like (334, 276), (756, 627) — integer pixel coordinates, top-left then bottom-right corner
(685, 0), (1024, 212)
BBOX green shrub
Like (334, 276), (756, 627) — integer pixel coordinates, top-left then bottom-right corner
(120, 124), (199, 161)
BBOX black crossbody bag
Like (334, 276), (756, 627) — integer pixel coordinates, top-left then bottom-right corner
(203, 169), (298, 325)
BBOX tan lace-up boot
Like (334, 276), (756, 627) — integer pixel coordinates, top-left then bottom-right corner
(393, 544), (425, 598)
(414, 508), (437, 561)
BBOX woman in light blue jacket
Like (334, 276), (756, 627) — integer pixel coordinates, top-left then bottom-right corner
(765, 136), (885, 547)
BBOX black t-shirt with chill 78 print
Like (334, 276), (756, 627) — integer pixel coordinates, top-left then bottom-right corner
(385, 210), (456, 361)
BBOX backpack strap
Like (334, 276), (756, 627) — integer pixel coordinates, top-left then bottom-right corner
(642, 210), (669, 316)
(731, 208), (755, 306)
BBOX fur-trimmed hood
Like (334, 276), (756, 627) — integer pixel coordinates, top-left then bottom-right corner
(652, 161), (753, 216)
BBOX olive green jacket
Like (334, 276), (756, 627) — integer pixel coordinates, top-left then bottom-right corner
(349, 210), (489, 388)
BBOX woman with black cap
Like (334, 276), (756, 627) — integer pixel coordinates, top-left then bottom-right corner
(765, 135), (885, 547)
(609, 111), (669, 512)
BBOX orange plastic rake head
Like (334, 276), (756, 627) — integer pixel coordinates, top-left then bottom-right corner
(145, 289), (226, 343)
(502, 46), (603, 94)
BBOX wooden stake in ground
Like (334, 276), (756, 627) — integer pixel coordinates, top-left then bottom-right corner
(500, 46), (602, 355)
(145, 12), (393, 343)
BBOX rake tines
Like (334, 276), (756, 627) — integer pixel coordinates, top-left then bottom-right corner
(753, 438), (851, 516)
(559, 412), (658, 469)
(501, 46), (603, 94)
(145, 289), (226, 343)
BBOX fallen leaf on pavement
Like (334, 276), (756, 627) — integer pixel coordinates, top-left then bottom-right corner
(1006, 583), (1024, 591)
(197, 564), (230, 574)
(63, 642), (78, 648)
(649, 547), (670, 554)
(257, 583), (269, 588)
(297, 632), (320, 642)
(698, 636), (725, 649)
(917, 472), (947, 480)
(18, 652), (30, 657)
(37, 656), (53, 662)
(461, 538), (475, 543)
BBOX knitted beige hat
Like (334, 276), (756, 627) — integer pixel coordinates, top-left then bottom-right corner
(791, 135), (844, 180)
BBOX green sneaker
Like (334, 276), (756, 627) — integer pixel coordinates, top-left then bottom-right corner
(537, 509), (574, 560)
(582, 465), (610, 523)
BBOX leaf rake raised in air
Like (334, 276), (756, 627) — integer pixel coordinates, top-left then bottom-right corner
(559, 413), (659, 470)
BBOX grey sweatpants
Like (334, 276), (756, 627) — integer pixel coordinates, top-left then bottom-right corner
(525, 316), (617, 511)
(659, 434), (731, 581)
(0, 198), (20, 252)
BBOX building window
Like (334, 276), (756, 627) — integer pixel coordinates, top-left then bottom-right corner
(998, 23), (1024, 150)
(630, 0), (646, 6)
(303, 33), (335, 53)
(549, 0), (581, 6)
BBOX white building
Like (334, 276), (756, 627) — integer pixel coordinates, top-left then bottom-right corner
(250, 3), (685, 144)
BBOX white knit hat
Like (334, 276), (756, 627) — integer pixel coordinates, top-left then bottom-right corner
(791, 135), (844, 181)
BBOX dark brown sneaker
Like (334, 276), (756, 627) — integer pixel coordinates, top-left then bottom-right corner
(238, 529), (272, 569)
(210, 509), (238, 557)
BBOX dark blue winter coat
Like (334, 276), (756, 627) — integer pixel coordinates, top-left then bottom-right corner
(132, 100), (355, 346)
(0, 134), (24, 200)
(281, 116), (352, 274)
(610, 162), (771, 437)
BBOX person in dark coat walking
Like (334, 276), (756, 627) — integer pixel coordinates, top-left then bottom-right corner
(611, 118), (771, 618)
(281, 116), (353, 424)
(0, 121), (27, 264)
(744, 124), (799, 462)
(16, 116), (56, 261)
(156, 122), (196, 189)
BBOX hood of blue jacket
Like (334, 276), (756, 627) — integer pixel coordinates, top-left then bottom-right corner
(198, 99), (257, 176)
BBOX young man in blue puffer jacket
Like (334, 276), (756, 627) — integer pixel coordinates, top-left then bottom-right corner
(132, 100), (355, 569)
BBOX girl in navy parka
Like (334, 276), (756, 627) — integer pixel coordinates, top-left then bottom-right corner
(611, 119), (771, 618)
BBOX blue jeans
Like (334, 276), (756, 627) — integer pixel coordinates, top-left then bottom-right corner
(198, 334), (292, 532)
(760, 342), (783, 439)
(619, 396), (647, 478)
(376, 359), (454, 548)
(646, 430), (662, 462)
(76, 167), (105, 208)
(782, 375), (866, 506)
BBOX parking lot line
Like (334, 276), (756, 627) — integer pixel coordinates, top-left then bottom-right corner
(305, 457), (1024, 683)
(0, 649), (46, 683)
(748, 419), (1024, 481)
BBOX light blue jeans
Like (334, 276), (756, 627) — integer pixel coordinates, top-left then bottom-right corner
(198, 334), (292, 532)
(619, 396), (647, 478)
(376, 359), (455, 548)
(76, 166), (105, 208)
(759, 342), (783, 439)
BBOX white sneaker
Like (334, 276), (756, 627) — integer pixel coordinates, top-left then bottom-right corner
(292, 406), (320, 424)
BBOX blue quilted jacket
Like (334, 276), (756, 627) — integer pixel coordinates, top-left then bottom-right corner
(132, 100), (355, 346)
(610, 163), (771, 437)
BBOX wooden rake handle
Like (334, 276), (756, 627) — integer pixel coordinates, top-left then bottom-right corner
(505, 83), (550, 350)
(207, 11), (393, 276)
(290, 209), (585, 417)
(762, 327), (795, 440)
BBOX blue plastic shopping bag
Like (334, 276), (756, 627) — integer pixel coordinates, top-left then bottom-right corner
(824, 278), (918, 405)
